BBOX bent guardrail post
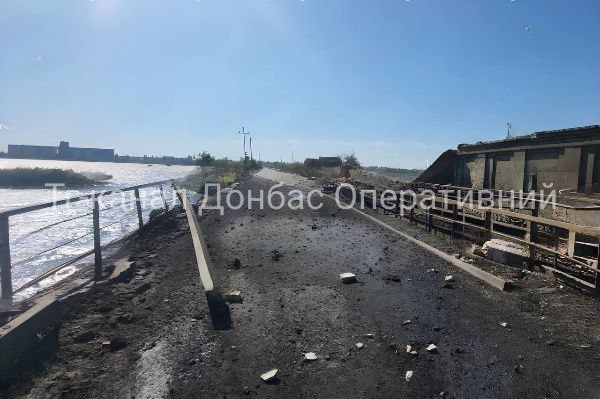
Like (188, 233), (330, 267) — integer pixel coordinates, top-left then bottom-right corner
(0, 214), (13, 307)
(92, 196), (102, 281)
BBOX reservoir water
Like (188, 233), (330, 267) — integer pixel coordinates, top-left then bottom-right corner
(0, 159), (195, 301)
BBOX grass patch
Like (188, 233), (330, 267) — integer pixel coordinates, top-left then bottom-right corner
(180, 158), (261, 193)
(0, 168), (112, 188)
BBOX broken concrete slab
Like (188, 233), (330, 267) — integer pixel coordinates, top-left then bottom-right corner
(260, 368), (278, 382)
(426, 344), (438, 353)
(355, 342), (364, 349)
(444, 275), (454, 282)
(304, 352), (317, 361)
(223, 291), (243, 303)
(483, 239), (529, 267)
(339, 272), (357, 284)
(405, 370), (414, 381)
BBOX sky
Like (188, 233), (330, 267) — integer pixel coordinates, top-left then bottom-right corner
(0, 0), (599, 168)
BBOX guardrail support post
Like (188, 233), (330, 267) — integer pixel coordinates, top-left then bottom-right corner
(134, 188), (144, 229)
(0, 214), (13, 307)
(93, 197), (102, 281)
(452, 204), (458, 238)
(528, 174), (539, 268)
(159, 186), (169, 211)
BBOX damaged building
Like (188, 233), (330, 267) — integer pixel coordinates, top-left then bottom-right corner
(417, 125), (600, 195)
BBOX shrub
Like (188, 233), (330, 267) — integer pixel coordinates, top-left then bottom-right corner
(0, 168), (104, 188)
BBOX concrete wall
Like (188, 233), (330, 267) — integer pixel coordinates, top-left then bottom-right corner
(458, 155), (485, 189)
(455, 147), (585, 193)
(491, 152), (514, 191)
(524, 149), (561, 190)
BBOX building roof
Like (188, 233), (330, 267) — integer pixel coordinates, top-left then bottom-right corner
(457, 125), (600, 154)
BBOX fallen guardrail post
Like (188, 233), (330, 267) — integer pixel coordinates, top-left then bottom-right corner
(174, 185), (231, 330)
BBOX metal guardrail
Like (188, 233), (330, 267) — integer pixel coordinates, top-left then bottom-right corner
(345, 184), (600, 293)
(0, 179), (176, 307)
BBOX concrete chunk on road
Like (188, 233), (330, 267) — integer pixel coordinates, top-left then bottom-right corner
(500, 322), (509, 328)
(304, 352), (317, 361)
(426, 344), (438, 353)
(224, 290), (243, 303)
(444, 275), (455, 282)
(260, 369), (278, 382)
(339, 272), (357, 284)
(405, 370), (414, 381)
(355, 342), (364, 349)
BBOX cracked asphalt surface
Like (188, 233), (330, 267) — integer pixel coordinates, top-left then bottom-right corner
(3, 169), (600, 398)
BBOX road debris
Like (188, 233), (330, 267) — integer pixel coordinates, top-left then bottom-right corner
(304, 352), (318, 361)
(355, 342), (364, 349)
(405, 370), (414, 381)
(402, 319), (411, 325)
(223, 291), (243, 303)
(426, 344), (438, 353)
(101, 338), (127, 351)
(427, 268), (437, 273)
(444, 275), (454, 282)
(260, 369), (278, 382)
(500, 322), (509, 328)
(382, 275), (401, 283)
(365, 333), (375, 339)
(339, 272), (357, 284)
(406, 345), (417, 355)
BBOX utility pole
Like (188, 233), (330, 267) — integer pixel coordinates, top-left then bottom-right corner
(238, 126), (250, 167)
(506, 122), (512, 139)
(249, 137), (253, 161)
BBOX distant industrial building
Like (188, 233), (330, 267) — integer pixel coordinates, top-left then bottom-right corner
(417, 125), (600, 194)
(7, 141), (115, 162)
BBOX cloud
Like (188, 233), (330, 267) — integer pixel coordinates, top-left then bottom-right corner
(0, 124), (8, 131)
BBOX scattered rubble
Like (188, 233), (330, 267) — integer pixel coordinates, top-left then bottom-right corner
(223, 290), (243, 303)
(260, 369), (279, 382)
(339, 272), (357, 284)
(382, 275), (401, 283)
(426, 344), (438, 353)
(101, 338), (127, 351)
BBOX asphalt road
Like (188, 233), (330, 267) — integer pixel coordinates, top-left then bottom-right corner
(4, 170), (600, 398)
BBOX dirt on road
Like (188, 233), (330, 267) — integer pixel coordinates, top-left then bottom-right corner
(3, 170), (600, 398)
